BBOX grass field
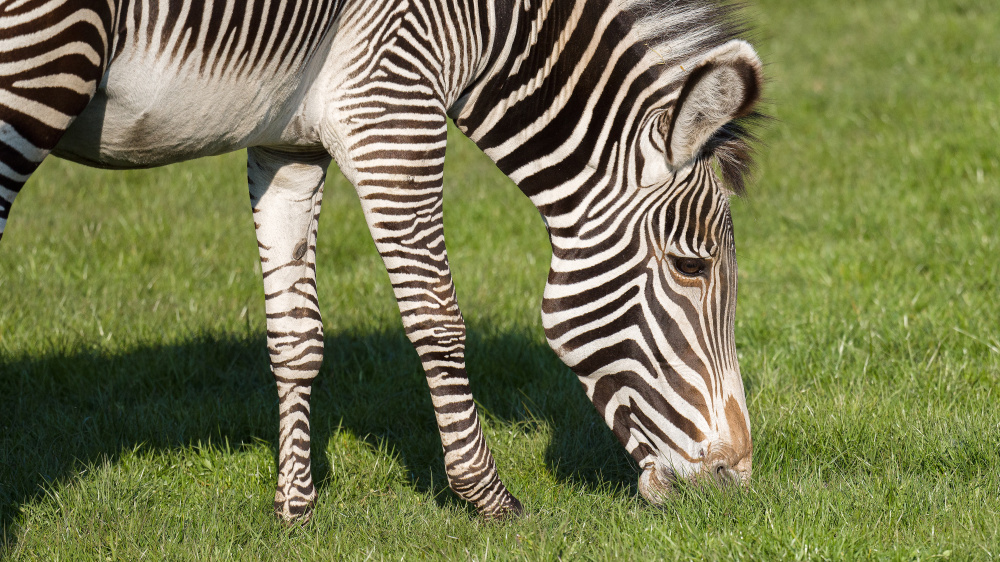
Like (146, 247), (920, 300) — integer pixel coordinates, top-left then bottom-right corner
(2, 0), (999, 559)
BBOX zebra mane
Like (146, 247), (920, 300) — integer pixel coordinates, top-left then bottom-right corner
(623, 0), (764, 196)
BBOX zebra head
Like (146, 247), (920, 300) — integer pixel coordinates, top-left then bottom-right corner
(538, 40), (763, 501)
(454, 3), (764, 504)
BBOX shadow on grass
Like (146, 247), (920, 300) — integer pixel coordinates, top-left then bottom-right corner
(0, 327), (636, 544)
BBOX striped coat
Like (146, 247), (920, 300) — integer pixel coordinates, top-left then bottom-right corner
(0, 0), (764, 521)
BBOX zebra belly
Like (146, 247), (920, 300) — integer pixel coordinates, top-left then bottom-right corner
(52, 59), (320, 169)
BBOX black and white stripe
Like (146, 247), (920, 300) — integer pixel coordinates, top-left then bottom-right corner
(0, 0), (113, 236)
(1, 0), (764, 521)
(453, 0), (761, 502)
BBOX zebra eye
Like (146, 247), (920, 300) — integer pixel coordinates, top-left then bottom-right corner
(672, 257), (707, 277)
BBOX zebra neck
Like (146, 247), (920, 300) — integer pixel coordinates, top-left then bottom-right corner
(452, 0), (660, 232)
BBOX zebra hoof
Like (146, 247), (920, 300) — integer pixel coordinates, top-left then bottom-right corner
(274, 501), (314, 525)
(480, 493), (524, 521)
(274, 490), (316, 525)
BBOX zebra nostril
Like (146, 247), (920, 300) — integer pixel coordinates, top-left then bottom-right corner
(710, 460), (737, 484)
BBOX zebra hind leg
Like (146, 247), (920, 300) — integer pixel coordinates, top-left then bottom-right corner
(247, 146), (331, 523)
(0, 120), (63, 242)
(0, 1), (112, 243)
(0, 120), (40, 243)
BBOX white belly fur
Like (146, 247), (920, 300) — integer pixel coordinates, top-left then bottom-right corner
(54, 53), (321, 169)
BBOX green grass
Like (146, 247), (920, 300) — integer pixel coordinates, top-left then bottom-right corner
(2, 0), (999, 558)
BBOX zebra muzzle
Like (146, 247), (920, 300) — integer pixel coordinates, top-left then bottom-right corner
(637, 448), (752, 505)
(638, 464), (676, 504)
(703, 444), (753, 487)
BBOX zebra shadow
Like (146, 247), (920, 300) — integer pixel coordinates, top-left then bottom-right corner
(309, 327), (639, 514)
(0, 326), (636, 540)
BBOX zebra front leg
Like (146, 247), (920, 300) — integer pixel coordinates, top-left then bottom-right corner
(247, 147), (331, 523)
(349, 142), (523, 519)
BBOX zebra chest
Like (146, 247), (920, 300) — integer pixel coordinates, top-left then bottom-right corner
(52, 63), (320, 169)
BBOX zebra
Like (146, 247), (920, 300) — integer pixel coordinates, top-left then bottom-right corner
(0, 0), (764, 521)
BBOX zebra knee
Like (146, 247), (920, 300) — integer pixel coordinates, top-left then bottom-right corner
(399, 312), (466, 358)
(267, 323), (324, 382)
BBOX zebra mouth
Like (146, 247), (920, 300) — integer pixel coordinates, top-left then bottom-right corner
(637, 464), (676, 504)
(638, 453), (752, 504)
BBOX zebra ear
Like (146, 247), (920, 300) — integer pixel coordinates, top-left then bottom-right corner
(662, 40), (763, 168)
